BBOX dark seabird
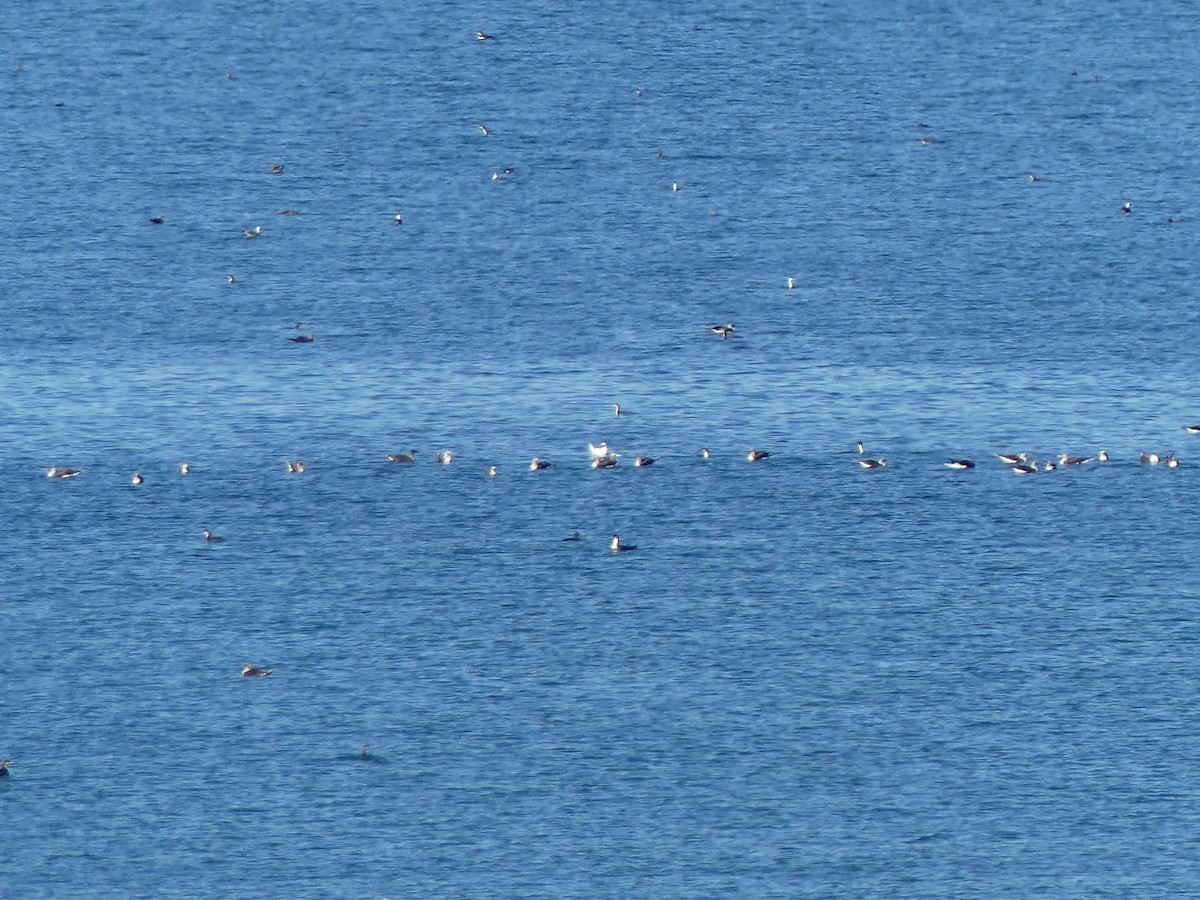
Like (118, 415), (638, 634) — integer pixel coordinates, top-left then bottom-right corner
(1121, 201), (1131, 214)
(388, 450), (417, 463)
(226, 274), (236, 284)
(177, 462), (190, 475)
(592, 454), (620, 469)
(45, 466), (82, 478)
(633, 455), (659, 467)
(131, 472), (144, 485)
(150, 216), (164, 225)
(476, 30), (494, 40)
(359, 745), (369, 760)
(746, 448), (770, 462)
(856, 458), (887, 469)
(202, 529), (226, 543)
(241, 664), (273, 677)
(289, 333), (315, 343)
(393, 214), (403, 226)
(562, 531), (582, 542)
(610, 535), (636, 553)
(478, 124), (490, 136)
(944, 459), (975, 469)
(0, 760), (9, 777)
(700, 448), (711, 459)
(1059, 453), (1093, 466)
(994, 452), (1028, 466)
(1184, 425), (1200, 434)
(529, 457), (552, 471)
(243, 226), (262, 238)
(1012, 462), (1039, 474)
(277, 209), (300, 216)
(270, 163), (284, 174)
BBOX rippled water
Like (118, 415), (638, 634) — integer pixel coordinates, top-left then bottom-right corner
(4, 1), (1200, 896)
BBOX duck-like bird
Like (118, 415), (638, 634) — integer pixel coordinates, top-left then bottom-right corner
(707, 323), (736, 339)
(610, 535), (636, 553)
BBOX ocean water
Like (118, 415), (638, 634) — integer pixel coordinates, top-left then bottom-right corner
(4, 0), (1200, 896)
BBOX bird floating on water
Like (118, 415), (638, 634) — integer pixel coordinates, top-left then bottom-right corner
(1121, 201), (1132, 214)
(150, 216), (164, 225)
(610, 534), (636, 553)
(994, 452), (1028, 466)
(387, 450), (417, 463)
(944, 459), (975, 469)
(243, 226), (262, 238)
(588, 442), (610, 459)
(393, 214), (403, 226)
(226, 274), (236, 284)
(485, 465), (498, 477)
(856, 458), (887, 469)
(1059, 453), (1093, 466)
(131, 472), (144, 485)
(530, 457), (551, 471)
(241, 664), (273, 677)
(478, 124), (490, 136)
(1097, 450), (1110, 462)
(592, 454), (619, 469)
(46, 466), (81, 479)
(562, 531), (582, 542)
(700, 448), (711, 460)
(1184, 425), (1200, 434)
(1012, 462), (1039, 474)
(747, 448), (770, 462)
(612, 403), (624, 417)
(634, 455), (659, 467)
(436, 450), (454, 465)
(289, 333), (315, 343)
(201, 529), (225, 543)
(286, 460), (305, 474)
(476, 30), (494, 40)
(177, 462), (190, 475)
(0, 760), (9, 778)
(1140, 452), (1160, 465)
(707, 323), (736, 339)
(270, 163), (284, 175)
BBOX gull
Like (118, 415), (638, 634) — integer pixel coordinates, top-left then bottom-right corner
(747, 448), (770, 462)
(588, 442), (610, 459)
(201, 529), (225, 543)
(994, 452), (1028, 466)
(1165, 454), (1181, 468)
(485, 465), (498, 477)
(529, 458), (551, 471)
(610, 534), (636, 553)
(241, 664), (273, 677)
(1043, 460), (1058, 471)
(387, 450), (417, 463)
(944, 459), (975, 469)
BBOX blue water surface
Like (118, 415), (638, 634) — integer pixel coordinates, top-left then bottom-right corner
(3, 1), (1200, 896)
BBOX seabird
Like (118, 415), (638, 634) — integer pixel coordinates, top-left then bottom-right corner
(286, 460), (306, 474)
(1097, 450), (1110, 462)
(1140, 452), (1160, 465)
(707, 323), (736, 339)
(994, 452), (1028, 465)
(747, 448), (770, 462)
(201, 529), (225, 543)
(0, 760), (9, 777)
(700, 448), (711, 459)
(529, 457), (551, 471)
(612, 403), (623, 417)
(388, 450), (417, 463)
(45, 466), (82, 478)
(1029, 174), (1043, 182)
(131, 472), (144, 485)
(177, 462), (190, 475)
(633, 455), (658, 467)
(1043, 460), (1057, 471)
(476, 30), (494, 40)
(856, 441), (866, 455)
(919, 137), (941, 145)
(592, 454), (620, 469)
(1121, 201), (1132, 214)
(588, 442), (610, 459)
(671, 181), (679, 191)
(270, 163), (284, 174)
(856, 458), (887, 469)
(944, 458), (975, 469)
(393, 214), (403, 226)
(1012, 462), (1039, 474)
(478, 124), (489, 136)
(243, 226), (262, 238)
(436, 450), (454, 465)
(1165, 454), (1181, 468)
(150, 216), (164, 225)
(241, 664), (273, 677)
(787, 276), (795, 289)
(277, 209), (300, 216)
(359, 744), (369, 760)
(562, 531), (582, 542)
(1059, 453), (1093, 466)
(289, 333), (315, 343)
(610, 534), (636, 553)
(226, 274), (236, 284)
(1184, 425), (1200, 434)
